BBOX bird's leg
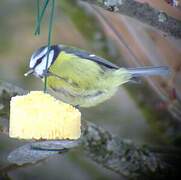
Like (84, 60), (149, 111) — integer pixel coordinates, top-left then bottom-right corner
(130, 77), (142, 84)
(74, 105), (80, 109)
(43, 70), (51, 77)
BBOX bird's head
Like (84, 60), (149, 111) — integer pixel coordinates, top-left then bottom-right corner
(25, 45), (60, 78)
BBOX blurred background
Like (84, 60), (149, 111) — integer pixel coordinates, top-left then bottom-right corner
(0, 0), (181, 179)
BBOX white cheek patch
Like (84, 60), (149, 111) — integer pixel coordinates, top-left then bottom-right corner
(30, 47), (48, 68)
(34, 50), (54, 76)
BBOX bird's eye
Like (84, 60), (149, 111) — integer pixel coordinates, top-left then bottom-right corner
(32, 58), (42, 68)
(35, 58), (42, 66)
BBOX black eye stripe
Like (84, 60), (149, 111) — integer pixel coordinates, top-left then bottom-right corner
(33, 57), (43, 68)
(36, 58), (42, 65)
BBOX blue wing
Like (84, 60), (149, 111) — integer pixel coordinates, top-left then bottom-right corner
(59, 45), (119, 69)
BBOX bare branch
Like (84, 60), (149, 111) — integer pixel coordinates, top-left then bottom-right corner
(80, 0), (181, 38)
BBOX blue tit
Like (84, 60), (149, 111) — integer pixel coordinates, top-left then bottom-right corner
(25, 44), (170, 107)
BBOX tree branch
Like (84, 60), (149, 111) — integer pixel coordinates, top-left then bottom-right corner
(80, 0), (181, 38)
(0, 80), (181, 179)
(82, 121), (181, 179)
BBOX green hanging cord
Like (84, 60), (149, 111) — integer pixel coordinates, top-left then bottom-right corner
(44, 0), (55, 93)
(35, 0), (40, 35)
(35, 0), (50, 35)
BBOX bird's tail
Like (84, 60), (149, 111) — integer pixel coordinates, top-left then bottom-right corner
(127, 66), (170, 77)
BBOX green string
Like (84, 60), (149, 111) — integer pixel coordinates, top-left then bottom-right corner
(35, 0), (50, 35)
(34, 0), (55, 93)
(35, 0), (40, 35)
(44, 0), (55, 93)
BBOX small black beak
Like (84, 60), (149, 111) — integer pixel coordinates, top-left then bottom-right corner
(24, 69), (34, 77)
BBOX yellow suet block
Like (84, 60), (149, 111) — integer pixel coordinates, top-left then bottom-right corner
(9, 91), (81, 140)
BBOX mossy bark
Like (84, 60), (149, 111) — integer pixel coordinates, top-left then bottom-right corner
(80, 0), (181, 38)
